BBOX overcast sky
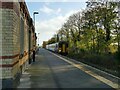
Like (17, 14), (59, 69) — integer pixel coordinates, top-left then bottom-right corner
(26, 0), (87, 46)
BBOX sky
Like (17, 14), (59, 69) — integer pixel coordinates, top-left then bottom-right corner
(26, 0), (87, 46)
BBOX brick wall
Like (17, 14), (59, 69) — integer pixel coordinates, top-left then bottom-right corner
(0, 1), (3, 84)
(0, 1), (36, 88)
(1, 2), (20, 79)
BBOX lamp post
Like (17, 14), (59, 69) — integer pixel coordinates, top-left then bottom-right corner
(33, 12), (39, 46)
(33, 12), (39, 26)
(33, 12), (39, 62)
(38, 33), (40, 46)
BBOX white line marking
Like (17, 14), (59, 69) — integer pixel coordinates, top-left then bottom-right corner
(47, 49), (120, 79)
(48, 51), (119, 89)
(68, 57), (120, 80)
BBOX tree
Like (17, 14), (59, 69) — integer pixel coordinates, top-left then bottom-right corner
(86, 1), (118, 54)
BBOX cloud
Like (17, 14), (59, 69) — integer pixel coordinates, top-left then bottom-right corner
(39, 6), (54, 14)
(65, 10), (81, 18)
(36, 15), (65, 36)
(39, 6), (61, 15)
(36, 9), (81, 45)
(45, 2), (50, 5)
(56, 8), (61, 14)
(26, 0), (88, 2)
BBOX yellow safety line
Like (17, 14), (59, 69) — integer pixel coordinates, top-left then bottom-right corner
(50, 51), (119, 89)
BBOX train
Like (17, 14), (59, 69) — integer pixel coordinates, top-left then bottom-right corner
(46, 41), (68, 55)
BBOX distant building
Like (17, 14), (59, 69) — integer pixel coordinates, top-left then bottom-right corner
(0, 0), (37, 88)
(42, 41), (47, 48)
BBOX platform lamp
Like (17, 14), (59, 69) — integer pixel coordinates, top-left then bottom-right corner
(33, 12), (39, 46)
(33, 12), (39, 62)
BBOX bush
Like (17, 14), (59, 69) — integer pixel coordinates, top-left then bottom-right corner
(68, 52), (118, 71)
(115, 51), (120, 62)
(83, 54), (118, 70)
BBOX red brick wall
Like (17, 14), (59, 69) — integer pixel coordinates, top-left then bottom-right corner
(0, 1), (34, 80)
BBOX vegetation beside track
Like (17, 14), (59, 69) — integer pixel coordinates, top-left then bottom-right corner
(67, 51), (119, 77)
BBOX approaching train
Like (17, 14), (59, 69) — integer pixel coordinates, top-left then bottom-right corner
(46, 41), (68, 55)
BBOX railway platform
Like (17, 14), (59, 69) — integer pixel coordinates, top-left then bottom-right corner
(17, 48), (118, 89)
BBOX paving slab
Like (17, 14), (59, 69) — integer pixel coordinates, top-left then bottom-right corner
(17, 48), (115, 89)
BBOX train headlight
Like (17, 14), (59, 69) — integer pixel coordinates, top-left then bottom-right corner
(59, 50), (61, 52)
